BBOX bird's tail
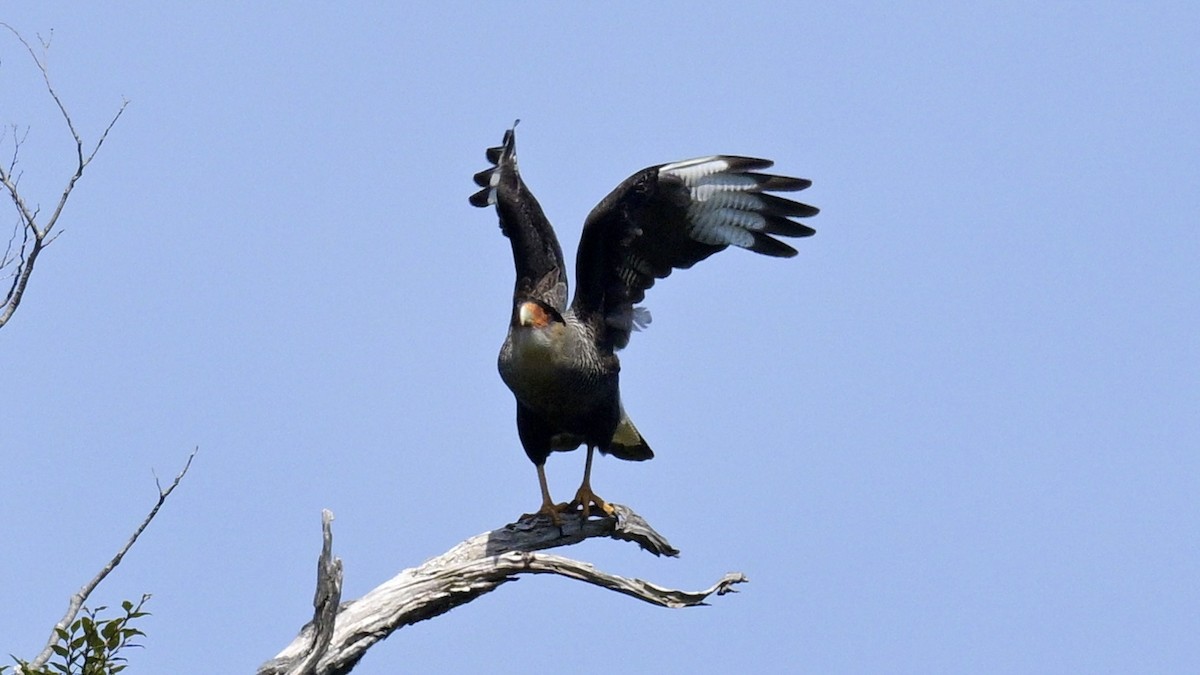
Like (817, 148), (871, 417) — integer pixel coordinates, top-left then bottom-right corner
(605, 413), (654, 461)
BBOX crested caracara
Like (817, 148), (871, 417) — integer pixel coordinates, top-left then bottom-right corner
(470, 124), (818, 523)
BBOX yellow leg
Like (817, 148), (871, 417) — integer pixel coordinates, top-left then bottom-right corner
(521, 463), (571, 525)
(571, 445), (615, 518)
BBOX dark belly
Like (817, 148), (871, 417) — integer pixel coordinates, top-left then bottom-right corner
(499, 344), (619, 444)
(502, 360), (612, 416)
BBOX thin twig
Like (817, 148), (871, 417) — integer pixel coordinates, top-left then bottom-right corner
(26, 448), (199, 671)
(0, 22), (128, 329)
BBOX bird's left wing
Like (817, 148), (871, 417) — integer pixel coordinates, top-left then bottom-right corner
(470, 125), (568, 310)
(570, 155), (818, 350)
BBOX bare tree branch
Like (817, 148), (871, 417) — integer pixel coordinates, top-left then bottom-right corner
(260, 504), (748, 675)
(0, 23), (128, 329)
(25, 448), (198, 672)
(289, 509), (344, 675)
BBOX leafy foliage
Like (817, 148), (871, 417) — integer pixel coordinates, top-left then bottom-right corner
(4, 596), (150, 675)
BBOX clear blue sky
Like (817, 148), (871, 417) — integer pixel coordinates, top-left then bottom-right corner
(3, 3), (1197, 673)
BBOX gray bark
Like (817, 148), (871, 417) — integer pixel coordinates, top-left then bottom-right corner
(260, 505), (748, 675)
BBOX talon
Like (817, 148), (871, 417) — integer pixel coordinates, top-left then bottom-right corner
(570, 444), (616, 519)
(520, 500), (572, 525)
(572, 483), (615, 519)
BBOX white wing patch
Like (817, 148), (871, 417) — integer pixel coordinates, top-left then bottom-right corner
(692, 182), (765, 205)
(480, 163), (502, 205)
(660, 157), (779, 251)
(689, 214), (757, 247)
(658, 156), (733, 185)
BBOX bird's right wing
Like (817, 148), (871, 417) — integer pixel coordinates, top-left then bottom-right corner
(470, 125), (568, 310)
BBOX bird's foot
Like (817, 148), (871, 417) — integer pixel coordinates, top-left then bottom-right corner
(519, 500), (574, 526)
(570, 483), (615, 519)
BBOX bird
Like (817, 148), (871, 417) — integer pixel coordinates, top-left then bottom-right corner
(470, 124), (818, 523)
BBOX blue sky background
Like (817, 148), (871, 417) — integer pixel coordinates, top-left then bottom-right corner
(3, 3), (1197, 673)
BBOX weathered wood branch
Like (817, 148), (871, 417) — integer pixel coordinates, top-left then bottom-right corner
(260, 505), (748, 675)
(289, 509), (343, 675)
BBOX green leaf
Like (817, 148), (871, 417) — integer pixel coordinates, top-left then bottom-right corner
(87, 630), (107, 652)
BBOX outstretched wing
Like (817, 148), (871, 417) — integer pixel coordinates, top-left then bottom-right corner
(470, 125), (568, 310)
(571, 155), (818, 350)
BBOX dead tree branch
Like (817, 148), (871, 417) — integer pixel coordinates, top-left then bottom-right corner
(0, 23), (128, 329)
(290, 509), (344, 675)
(260, 505), (748, 675)
(25, 448), (198, 672)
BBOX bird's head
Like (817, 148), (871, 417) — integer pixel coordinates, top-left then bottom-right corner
(516, 300), (564, 330)
(512, 300), (568, 355)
